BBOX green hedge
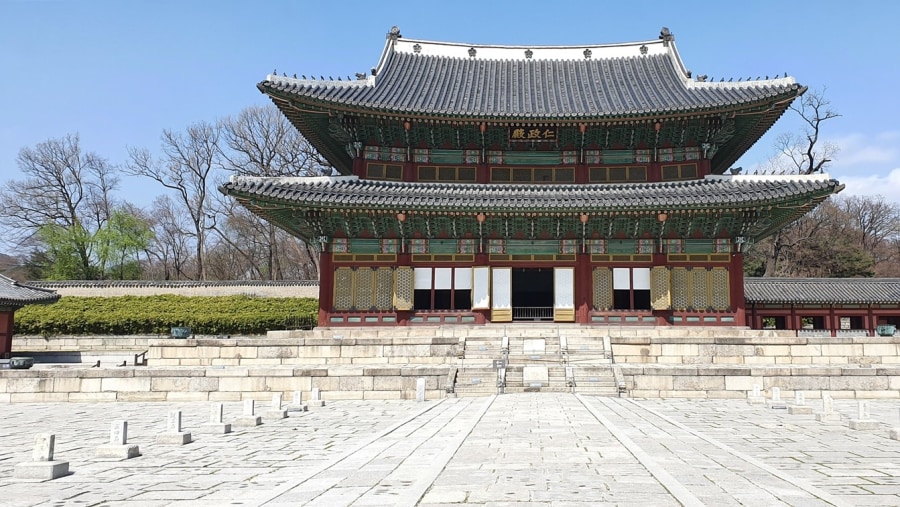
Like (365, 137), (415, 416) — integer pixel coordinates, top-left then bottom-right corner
(14, 295), (319, 336)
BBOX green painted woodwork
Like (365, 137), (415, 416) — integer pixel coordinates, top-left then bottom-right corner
(428, 239), (458, 254)
(349, 238), (382, 254)
(507, 239), (560, 255)
(607, 239), (636, 254)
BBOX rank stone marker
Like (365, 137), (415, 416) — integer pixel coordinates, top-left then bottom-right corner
(747, 384), (765, 405)
(156, 410), (192, 445)
(234, 399), (262, 427)
(264, 393), (288, 420)
(308, 387), (325, 407)
(286, 390), (308, 413)
(199, 402), (231, 434)
(416, 377), (426, 402)
(890, 408), (900, 440)
(14, 433), (70, 480)
(849, 400), (880, 430)
(815, 394), (841, 422)
(96, 420), (141, 459)
(789, 391), (813, 415)
(766, 386), (787, 409)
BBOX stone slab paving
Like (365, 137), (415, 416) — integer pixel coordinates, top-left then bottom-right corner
(1, 395), (899, 505)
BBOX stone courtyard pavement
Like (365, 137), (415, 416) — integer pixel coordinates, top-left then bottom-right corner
(1, 394), (900, 506)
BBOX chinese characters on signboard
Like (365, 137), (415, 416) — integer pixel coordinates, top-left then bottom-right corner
(508, 126), (556, 142)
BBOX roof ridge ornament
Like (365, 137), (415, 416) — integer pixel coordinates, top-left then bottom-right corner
(468, 47), (477, 58)
(387, 26), (402, 41)
(659, 27), (674, 47)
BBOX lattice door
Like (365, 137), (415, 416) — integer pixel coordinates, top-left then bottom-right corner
(691, 267), (709, 310)
(650, 266), (671, 310)
(393, 266), (413, 311)
(333, 267), (353, 311)
(375, 267), (394, 310)
(710, 267), (730, 310)
(592, 268), (612, 310)
(670, 267), (689, 310)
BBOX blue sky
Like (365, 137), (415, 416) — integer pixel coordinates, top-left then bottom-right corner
(1, 0), (898, 207)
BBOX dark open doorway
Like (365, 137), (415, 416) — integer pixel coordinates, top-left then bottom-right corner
(512, 268), (553, 320)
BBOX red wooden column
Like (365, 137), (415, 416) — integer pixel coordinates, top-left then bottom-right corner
(0, 310), (13, 359)
(317, 251), (334, 327)
(575, 252), (592, 323)
(729, 253), (747, 326)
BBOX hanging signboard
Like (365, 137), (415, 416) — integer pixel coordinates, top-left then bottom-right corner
(509, 126), (557, 142)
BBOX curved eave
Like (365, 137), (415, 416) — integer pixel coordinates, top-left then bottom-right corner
(745, 277), (900, 305)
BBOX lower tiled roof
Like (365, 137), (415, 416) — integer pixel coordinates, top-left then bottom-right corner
(0, 275), (60, 307)
(221, 174), (841, 213)
(744, 278), (900, 304)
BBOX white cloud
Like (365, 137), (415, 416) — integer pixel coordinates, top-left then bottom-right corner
(835, 167), (900, 203)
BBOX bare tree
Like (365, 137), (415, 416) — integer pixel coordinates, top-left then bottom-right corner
(0, 134), (119, 279)
(751, 88), (841, 276)
(216, 105), (331, 280)
(126, 123), (220, 280)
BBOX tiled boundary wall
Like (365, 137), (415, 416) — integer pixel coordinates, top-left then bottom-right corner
(0, 365), (450, 403)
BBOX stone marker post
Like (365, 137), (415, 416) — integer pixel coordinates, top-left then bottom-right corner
(96, 420), (141, 459)
(815, 393), (840, 422)
(890, 408), (900, 440)
(265, 393), (288, 420)
(308, 387), (325, 407)
(747, 384), (765, 405)
(15, 433), (70, 480)
(156, 410), (192, 445)
(416, 377), (426, 402)
(850, 400), (879, 430)
(766, 387), (786, 409)
(287, 390), (308, 413)
(199, 402), (231, 434)
(789, 391), (812, 415)
(234, 399), (262, 427)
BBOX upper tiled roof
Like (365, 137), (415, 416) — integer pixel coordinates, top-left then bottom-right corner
(745, 278), (900, 304)
(259, 27), (802, 120)
(221, 173), (840, 214)
(0, 275), (60, 308)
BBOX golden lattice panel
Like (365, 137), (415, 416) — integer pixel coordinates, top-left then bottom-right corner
(592, 268), (612, 310)
(691, 268), (709, 310)
(393, 266), (413, 311)
(374, 267), (393, 310)
(710, 267), (730, 310)
(333, 267), (353, 311)
(355, 268), (375, 310)
(670, 267), (689, 310)
(650, 266), (671, 310)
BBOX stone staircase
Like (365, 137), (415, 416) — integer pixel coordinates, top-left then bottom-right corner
(451, 325), (619, 397)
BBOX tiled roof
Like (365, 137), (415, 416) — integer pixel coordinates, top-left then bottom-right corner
(221, 174), (841, 213)
(745, 278), (900, 304)
(259, 29), (802, 120)
(0, 275), (60, 308)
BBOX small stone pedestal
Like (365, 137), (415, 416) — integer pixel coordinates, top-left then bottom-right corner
(815, 394), (841, 423)
(233, 400), (262, 427)
(96, 421), (140, 459)
(849, 400), (879, 430)
(307, 388), (325, 407)
(156, 411), (192, 445)
(747, 384), (765, 405)
(14, 434), (70, 480)
(788, 391), (813, 415)
(264, 393), (288, 420)
(286, 391), (308, 414)
(766, 387), (787, 409)
(198, 403), (232, 434)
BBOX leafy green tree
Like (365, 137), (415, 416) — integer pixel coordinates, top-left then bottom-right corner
(95, 209), (154, 279)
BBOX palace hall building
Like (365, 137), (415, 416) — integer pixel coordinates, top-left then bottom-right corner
(221, 27), (843, 328)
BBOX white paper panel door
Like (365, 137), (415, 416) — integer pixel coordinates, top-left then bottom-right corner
(633, 268), (651, 290)
(613, 268), (631, 289)
(471, 267), (490, 309)
(414, 268), (432, 290)
(454, 267), (472, 289)
(554, 267), (574, 309)
(434, 268), (452, 290)
(491, 268), (512, 310)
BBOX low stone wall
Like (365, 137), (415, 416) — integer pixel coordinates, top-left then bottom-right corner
(148, 337), (462, 367)
(619, 364), (900, 400)
(0, 365), (449, 403)
(14, 335), (157, 352)
(611, 335), (900, 365)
